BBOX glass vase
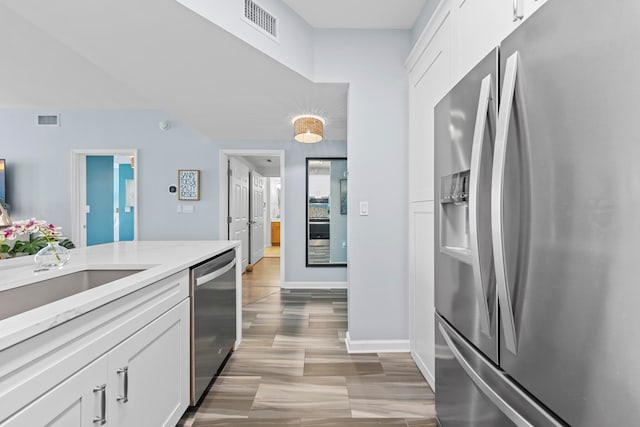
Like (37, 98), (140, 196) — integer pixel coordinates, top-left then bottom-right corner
(34, 241), (71, 269)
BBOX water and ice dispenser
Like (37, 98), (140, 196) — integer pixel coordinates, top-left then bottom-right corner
(439, 170), (472, 263)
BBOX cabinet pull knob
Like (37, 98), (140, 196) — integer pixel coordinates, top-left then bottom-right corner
(92, 384), (106, 425)
(116, 366), (129, 403)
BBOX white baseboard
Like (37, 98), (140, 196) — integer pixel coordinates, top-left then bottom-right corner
(282, 281), (347, 289)
(411, 350), (435, 391)
(345, 331), (410, 353)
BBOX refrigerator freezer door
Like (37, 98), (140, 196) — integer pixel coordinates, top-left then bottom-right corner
(435, 48), (499, 363)
(436, 314), (563, 427)
(497, 0), (640, 425)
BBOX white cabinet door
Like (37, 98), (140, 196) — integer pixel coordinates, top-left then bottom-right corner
(409, 201), (435, 387)
(408, 12), (451, 203)
(1, 356), (108, 427)
(108, 299), (190, 427)
(451, 0), (548, 81)
(452, 0), (512, 80)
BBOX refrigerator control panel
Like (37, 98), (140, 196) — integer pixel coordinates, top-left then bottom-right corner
(440, 170), (469, 204)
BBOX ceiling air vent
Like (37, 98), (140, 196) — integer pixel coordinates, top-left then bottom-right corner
(37, 114), (60, 126)
(244, 0), (277, 39)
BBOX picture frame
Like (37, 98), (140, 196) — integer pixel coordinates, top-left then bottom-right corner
(178, 169), (200, 201)
(340, 179), (347, 215)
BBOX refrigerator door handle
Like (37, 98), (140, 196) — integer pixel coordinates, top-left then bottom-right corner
(469, 74), (495, 337)
(492, 51), (520, 354)
(438, 322), (535, 427)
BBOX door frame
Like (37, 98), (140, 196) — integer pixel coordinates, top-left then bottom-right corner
(71, 149), (139, 247)
(219, 149), (285, 287)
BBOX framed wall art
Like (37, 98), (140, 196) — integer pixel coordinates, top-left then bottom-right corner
(178, 169), (200, 201)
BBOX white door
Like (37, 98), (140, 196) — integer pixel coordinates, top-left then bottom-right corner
(72, 150), (137, 248)
(229, 158), (250, 271)
(250, 171), (265, 264)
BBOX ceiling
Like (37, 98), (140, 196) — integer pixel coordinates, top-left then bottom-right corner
(283, 0), (428, 29)
(0, 0), (429, 143)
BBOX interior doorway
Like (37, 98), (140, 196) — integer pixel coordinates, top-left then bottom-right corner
(71, 149), (138, 247)
(220, 149), (284, 286)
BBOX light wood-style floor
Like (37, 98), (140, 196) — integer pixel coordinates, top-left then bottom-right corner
(263, 246), (280, 258)
(178, 256), (437, 427)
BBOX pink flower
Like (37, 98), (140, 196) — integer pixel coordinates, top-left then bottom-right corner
(4, 219), (65, 243)
(2, 227), (16, 240)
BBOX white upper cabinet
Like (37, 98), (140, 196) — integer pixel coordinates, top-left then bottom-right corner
(451, 0), (510, 82)
(451, 0), (548, 82)
(408, 14), (451, 203)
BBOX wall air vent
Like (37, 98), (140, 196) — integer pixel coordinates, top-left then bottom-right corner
(37, 114), (60, 126)
(244, 0), (277, 39)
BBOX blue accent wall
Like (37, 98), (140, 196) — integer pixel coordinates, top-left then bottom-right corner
(86, 156), (114, 246)
(118, 163), (134, 241)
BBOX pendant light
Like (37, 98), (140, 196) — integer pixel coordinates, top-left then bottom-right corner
(292, 115), (325, 143)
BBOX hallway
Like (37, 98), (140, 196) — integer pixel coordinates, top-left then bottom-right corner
(179, 257), (436, 426)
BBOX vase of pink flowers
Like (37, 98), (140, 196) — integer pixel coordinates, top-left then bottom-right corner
(1, 219), (72, 269)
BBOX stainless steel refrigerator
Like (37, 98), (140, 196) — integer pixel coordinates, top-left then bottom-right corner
(434, 0), (640, 425)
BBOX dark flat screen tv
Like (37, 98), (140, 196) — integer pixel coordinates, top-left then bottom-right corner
(0, 159), (5, 202)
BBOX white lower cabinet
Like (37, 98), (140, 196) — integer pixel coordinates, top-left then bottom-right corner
(108, 299), (190, 427)
(1, 299), (190, 427)
(2, 356), (108, 427)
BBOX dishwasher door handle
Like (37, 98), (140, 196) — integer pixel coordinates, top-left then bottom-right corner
(195, 259), (236, 287)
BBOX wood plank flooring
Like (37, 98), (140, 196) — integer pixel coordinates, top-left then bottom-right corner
(177, 257), (437, 427)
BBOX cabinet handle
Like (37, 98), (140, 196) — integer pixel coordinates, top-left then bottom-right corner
(116, 366), (129, 403)
(512, 0), (524, 21)
(92, 384), (106, 425)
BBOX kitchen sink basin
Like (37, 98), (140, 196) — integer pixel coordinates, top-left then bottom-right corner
(0, 269), (144, 321)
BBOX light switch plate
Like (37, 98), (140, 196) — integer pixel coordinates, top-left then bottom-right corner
(182, 205), (194, 214)
(359, 201), (369, 216)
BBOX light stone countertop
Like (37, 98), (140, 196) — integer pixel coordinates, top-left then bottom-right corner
(0, 240), (239, 351)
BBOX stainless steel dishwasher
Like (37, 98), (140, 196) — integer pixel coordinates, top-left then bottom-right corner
(190, 249), (236, 405)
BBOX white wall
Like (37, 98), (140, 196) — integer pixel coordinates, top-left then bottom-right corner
(0, 108), (346, 284)
(175, 0), (314, 78)
(314, 30), (411, 347)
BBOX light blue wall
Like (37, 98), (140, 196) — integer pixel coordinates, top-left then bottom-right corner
(0, 108), (345, 283)
(314, 30), (411, 342)
(175, 0), (314, 78)
(86, 155), (114, 246)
